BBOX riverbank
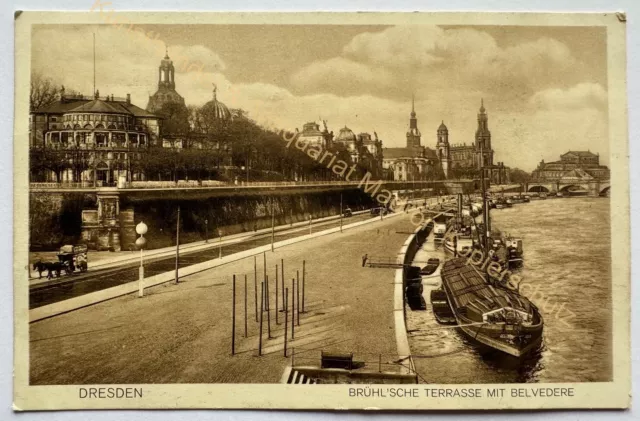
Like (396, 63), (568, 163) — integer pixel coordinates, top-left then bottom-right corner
(30, 212), (419, 384)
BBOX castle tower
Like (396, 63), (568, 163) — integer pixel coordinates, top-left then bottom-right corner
(406, 95), (421, 148)
(475, 98), (493, 168)
(436, 121), (450, 178)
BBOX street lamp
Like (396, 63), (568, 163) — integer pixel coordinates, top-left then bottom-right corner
(205, 219), (209, 243)
(135, 221), (148, 297)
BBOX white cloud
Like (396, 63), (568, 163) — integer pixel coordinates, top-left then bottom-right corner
(529, 83), (608, 111)
(291, 26), (580, 100)
(31, 24), (609, 172)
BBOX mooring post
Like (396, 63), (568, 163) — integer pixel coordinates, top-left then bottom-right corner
(302, 260), (306, 313)
(231, 274), (236, 356)
(254, 255), (258, 322)
(266, 275), (272, 338)
(296, 275), (300, 327)
(340, 193), (343, 233)
(244, 274), (248, 338)
(284, 288), (288, 357)
(275, 265), (279, 324)
(281, 259), (285, 311)
(175, 206), (180, 284)
(263, 252), (267, 286)
(271, 203), (275, 252)
(291, 278), (295, 339)
(259, 281), (264, 356)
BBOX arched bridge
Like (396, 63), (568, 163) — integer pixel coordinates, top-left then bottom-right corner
(525, 180), (610, 197)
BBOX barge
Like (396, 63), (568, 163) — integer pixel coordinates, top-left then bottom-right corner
(439, 258), (543, 357)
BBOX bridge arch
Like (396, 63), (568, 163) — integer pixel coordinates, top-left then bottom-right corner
(559, 184), (588, 193)
(528, 185), (549, 193)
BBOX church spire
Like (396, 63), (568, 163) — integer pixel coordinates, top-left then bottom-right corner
(406, 95), (421, 148)
(411, 94), (416, 118)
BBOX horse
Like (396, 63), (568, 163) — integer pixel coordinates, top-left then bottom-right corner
(32, 261), (65, 279)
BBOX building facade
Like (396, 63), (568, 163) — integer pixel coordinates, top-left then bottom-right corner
(29, 89), (161, 184)
(297, 121), (333, 148)
(382, 98), (440, 181)
(531, 151), (610, 181)
(434, 99), (508, 183)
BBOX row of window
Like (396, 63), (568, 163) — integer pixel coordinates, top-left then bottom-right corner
(63, 113), (134, 124)
(49, 132), (147, 143)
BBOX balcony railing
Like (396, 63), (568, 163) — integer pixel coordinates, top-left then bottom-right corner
(29, 179), (465, 191)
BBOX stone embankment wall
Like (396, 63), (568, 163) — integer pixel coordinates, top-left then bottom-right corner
(393, 216), (432, 376)
(29, 193), (94, 249)
(29, 189), (376, 250)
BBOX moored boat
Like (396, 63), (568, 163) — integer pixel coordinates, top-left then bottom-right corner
(420, 258), (441, 276)
(440, 258), (544, 357)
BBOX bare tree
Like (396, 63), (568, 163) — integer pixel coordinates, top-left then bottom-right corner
(30, 72), (60, 112)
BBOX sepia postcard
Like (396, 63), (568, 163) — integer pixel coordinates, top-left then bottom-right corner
(13, 10), (630, 411)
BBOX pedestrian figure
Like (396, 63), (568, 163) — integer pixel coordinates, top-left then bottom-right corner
(362, 254), (368, 267)
(253, 222), (258, 232)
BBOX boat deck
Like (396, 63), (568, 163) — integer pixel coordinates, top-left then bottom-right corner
(441, 258), (531, 316)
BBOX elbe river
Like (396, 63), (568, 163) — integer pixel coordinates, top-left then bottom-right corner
(408, 197), (612, 383)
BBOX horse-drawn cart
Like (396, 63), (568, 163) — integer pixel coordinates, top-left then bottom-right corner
(57, 244), (88, 274)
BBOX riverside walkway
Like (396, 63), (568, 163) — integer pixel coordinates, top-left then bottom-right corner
(30, 212), (420, 384)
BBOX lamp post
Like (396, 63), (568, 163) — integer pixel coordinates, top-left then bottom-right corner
(205, 219), (209, 244)
(135, 221), (148, 298)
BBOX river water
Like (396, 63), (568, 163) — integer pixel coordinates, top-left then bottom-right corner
(407, 197), (612, 383)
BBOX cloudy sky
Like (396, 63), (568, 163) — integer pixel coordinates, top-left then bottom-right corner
(32, 24), (609, 171)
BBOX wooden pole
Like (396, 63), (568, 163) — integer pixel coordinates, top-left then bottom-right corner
(271, 201), (275, 252)
(258, 282), (264, 356)
(231, 274), (236, 355)
(175, 206), (180, 284)
(302, 260), (306, 313)
(263, 252), (267, 287)
(244, 274), (248, 338)
(275, 264), (279, 324)
(254, 255), (258, 322)
(266, 275), (271, 338)
(296, 275), (300, 326)
(291, 278), (295, 339)
(340, 193), (343, 233)
(218, 232), (222, 259)
(281, 259), (285, 310)
(284, 288), (288, 357)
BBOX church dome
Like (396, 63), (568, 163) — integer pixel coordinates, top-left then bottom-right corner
(201, 84), (231, 122)
(438, 121), (448, 132)
(336, 126), (356, 142)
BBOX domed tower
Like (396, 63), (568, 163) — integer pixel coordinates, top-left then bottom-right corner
(335, 125), (359, 162)
(475, 98), (493, 168)
(406, 95), (421, 148)
(146, 49), (186, 114)
(199, 84), (232, 128)
(436, 121), (450, 178)
(335, 126), (357, 150)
